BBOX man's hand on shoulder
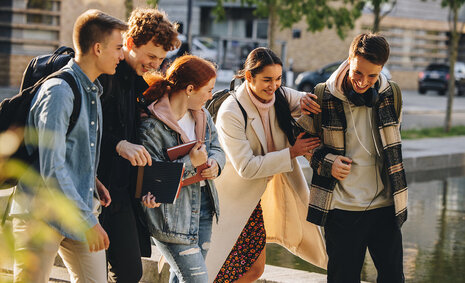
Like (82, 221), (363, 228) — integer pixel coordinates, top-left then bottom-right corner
(85, 223), (109, 252)
(116, 140), (152, 166)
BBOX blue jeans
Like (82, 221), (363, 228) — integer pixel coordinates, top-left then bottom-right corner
(153, 186), (213, 283)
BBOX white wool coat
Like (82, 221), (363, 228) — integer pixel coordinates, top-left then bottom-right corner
(206, 82), (328, 282)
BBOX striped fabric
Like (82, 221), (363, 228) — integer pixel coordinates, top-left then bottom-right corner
(306, 82), (408, 227)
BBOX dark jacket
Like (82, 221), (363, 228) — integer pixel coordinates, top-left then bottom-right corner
(97, 60), (151, 257)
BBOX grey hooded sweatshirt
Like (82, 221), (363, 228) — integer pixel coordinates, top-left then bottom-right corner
(325, 60), (393, 211)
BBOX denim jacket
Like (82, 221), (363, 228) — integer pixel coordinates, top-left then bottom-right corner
(139, 109), (225, 245)
(11, 59), (103, 241)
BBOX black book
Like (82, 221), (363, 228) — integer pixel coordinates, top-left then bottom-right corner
(135, 161), (185, 204)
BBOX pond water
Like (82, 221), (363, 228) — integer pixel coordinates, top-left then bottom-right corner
(266, 169), (465, 282)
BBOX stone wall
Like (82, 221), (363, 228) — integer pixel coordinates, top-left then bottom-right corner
(9, 54), (34, 87)
(4, 0), (127, 87)
(391, 70), (419, 91)
(0, 54), (10, 86)
(274, 14), (449, 91)
(60, 0), (126, 48)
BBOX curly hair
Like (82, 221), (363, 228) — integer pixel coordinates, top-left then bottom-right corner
(124, 8), (181, 51)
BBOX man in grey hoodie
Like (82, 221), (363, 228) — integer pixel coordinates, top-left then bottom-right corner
(306, 33), (408, 283)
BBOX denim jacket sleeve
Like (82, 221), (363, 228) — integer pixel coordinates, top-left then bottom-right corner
(31, 80), (97, 228)
(138, 117), (197, 178)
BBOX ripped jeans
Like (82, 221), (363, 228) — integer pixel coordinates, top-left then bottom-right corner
(153, 186), (213, 283)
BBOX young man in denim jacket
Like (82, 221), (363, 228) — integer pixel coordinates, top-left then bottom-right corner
(10, 10), (127, 283)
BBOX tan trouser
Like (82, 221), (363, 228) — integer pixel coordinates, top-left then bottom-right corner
(12, 198), (107, 283)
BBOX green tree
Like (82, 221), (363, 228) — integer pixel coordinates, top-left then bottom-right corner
(439, 0), (465, 132)
(146, 0), (159, 7)
(125, 0), (134, 19)
(363, 0), (397, 32)
(215, 0), (365, 52)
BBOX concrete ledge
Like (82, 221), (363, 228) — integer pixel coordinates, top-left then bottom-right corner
(141, 245), (332, 283)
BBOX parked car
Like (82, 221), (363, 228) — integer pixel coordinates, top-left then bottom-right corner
(418, 62), (465, 96)
(294, 61), (392, 92)
(160, 34), (218, 73)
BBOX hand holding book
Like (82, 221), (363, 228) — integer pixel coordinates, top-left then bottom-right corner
(165, 140), (210, 187)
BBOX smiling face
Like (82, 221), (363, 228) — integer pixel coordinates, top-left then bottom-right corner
(187, 77), (216, 110)
(348, 55), (383, 94)
(125, 38), (168, 75)
(246, 64), (282, 103)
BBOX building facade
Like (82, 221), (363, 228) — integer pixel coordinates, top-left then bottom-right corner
(0, 0), (125, 87)
(1, 0), (465, 90)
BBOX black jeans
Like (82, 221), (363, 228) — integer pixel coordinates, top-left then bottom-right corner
(324, 206), (404, 283)
(99, 196), (144, 283)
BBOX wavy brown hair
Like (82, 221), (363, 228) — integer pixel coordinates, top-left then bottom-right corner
(124, 8), (180, 51)
(349, 33), (390, 65)
(143, 55), (216, 104)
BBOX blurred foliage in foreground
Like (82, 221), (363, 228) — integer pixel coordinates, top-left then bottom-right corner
(0, 127), (88, 282)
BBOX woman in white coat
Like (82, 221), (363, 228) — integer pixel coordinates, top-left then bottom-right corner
(207, 47), (328, 282)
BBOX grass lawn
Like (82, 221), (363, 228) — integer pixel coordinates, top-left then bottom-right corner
(401, 125), (465, 139)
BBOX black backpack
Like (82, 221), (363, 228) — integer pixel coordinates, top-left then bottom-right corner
(205, 79), (247, 129)
(0, 46), (81, 188)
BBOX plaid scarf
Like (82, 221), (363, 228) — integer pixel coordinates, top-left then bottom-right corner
(306, 82), (408, 227)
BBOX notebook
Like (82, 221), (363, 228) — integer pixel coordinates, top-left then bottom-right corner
(165, 141), (208, 186)
(135, 161), (185, 204)
(165, 140), (197, 161)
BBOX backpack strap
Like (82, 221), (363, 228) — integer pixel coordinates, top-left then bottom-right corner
(312, 83), (325, 135)
(49, 71), (82, 136)
(389, 81), (402, 119)
(1, 70), (80, 227)
(235, 97), (247, 131)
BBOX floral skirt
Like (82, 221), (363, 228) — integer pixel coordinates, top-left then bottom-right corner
(214, 202), (266, 283)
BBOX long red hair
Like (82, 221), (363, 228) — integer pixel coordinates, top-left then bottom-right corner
(143, 55), (216, 104)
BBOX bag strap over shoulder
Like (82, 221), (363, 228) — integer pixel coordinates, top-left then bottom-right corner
(388, 81), (402, 119)
(47, 71), (82, 136)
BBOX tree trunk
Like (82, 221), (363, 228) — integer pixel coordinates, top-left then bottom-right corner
(373, 2), (381, 33)
(125, 0), (133, 19)
(268, 1), (278, 52)
(445, 2), (459, 132)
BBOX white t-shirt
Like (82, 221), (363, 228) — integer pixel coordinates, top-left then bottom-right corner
(178, 111), (206, 186)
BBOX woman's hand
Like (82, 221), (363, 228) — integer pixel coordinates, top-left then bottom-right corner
(331, 156), (352, 181)
(142, 192), (161, 208)
(201, 158), (219, 180)
(289, 133), (320, 159)
(189, 141), (208, 167)
(300, 93), (321, 115)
